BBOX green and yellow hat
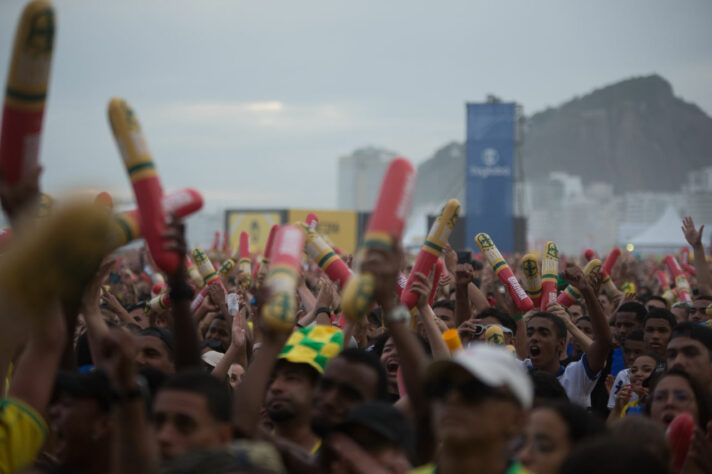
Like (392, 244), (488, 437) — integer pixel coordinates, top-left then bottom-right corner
(278, 325), (344, 374)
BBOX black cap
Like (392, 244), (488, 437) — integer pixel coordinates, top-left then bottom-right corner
(139, 326), (175, 353)
(335, 402), (414, 455)
(55, 370), (113, 411)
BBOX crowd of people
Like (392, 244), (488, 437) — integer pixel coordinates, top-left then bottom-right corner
(1, 168), (712, 474)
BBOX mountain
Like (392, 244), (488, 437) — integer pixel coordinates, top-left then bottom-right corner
(521, 75), (712, 192)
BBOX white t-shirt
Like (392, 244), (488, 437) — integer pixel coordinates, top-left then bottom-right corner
(522, 353), (601, 407)
(607, 368), (638, 409)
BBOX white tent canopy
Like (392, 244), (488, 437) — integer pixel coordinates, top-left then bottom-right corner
(628, 206), (686, 255)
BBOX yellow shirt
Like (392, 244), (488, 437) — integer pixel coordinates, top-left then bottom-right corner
(0, 397), (48, 474)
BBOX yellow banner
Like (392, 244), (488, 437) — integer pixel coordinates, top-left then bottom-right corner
(288, 209), (357, 254)
(226, 211), (282, 254)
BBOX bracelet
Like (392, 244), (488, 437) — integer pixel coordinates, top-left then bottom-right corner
(169, 283), (195, 301)
(513, 313), (524, 321)
(315, 307), (332, 316)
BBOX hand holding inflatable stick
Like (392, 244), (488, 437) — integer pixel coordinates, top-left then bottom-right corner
(600, 248), (620, 297)
(261, 225), (305, 331)
(108, 98), (178, 273)
(0, 1), (55, 186)
(237, 231), (252, 288)
(342, 157), (416, 321)
(401, 199), (460, 310)
(557, 259), (601, 307)
(189, 246), (227, 312)
(474, 233), (533, 312)
(301, 223), (352, 288)
(521, 253), (542, 308)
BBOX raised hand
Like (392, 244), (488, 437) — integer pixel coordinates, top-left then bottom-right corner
(160, 214), (188, 284)
(682, 216), (704, 248)
(563, 265), (590, 292)
(411, 269), (434, 310)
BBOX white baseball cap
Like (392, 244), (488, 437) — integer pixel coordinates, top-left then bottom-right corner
(425, 343), (533, 409)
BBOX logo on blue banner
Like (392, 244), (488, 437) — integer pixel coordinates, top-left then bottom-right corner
(465, 103), (515, 253)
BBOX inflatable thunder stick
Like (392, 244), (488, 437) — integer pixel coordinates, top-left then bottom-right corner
(521, 253), (542, 308)
(396, 272), (408, 298)
(261, 225), (305, 331)
(667, 412), (695, 474)
(306, 213), (318, 230)
(584, 249), (598, 262)
(599, 248), (620, 297)
(681, 263), (696, 277)
(108, 98), (178, 273)
(443, 328), (463, 354)
(189, 246), (226, 312)
(475, 233), (534, 312)
(342, 157), (416, 321)
(95, 192), (113, 210)
(539, 241), (559, 310)
(210, 231), (220, 251)
(218, 257), (234, 278)
(186, 256), (204, 289)
(664, 255), (692, 303)
(238, 231), (252, 288)
(144, 292), (171, 318)
(557, 259), (601, 307)
(108, 188), (203, 249)
(428, 258), (444, 306)
(402, 199), (460, 309)
(680, 247), (690, 266)
(0, 1), (55, 185)
(301, 223), (352, 288)
(485, 325), (505, 345)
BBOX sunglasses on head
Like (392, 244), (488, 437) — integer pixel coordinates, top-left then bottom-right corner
(473, 324), (513, 337)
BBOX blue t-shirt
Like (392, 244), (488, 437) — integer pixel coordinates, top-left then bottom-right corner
(610, 347), (625, 377)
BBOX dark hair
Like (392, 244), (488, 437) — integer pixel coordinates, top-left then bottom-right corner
(644, 368), (712, 428)
(161, 370), (231, 423)
(624, 328), (644, 342)
(126, 301), (146, 312)
(609, 417), (670, 467)
(528, 369), (568, 404)
(575, 316), (592, 324)
(643, 308), (676, 330)
(432, 300), (455, 312)
(337, 348), (389, 401)
(139, 327), (175, 356)
(527, 312), (567, 340)
(476, 307), (517, 336)
(560, 439), (667, 474)
(670, 322), (712, 354)
(694, 294), (712, 303)
(617, 302), (647, 323)
(212, 314), (226, 322)
(646, 295), (668, 309)
(539, 400), (606, 443)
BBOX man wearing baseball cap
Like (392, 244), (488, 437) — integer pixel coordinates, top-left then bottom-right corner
(414, 344), (533, 474)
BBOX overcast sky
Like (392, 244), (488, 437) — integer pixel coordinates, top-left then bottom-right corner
(1, 0), (710, 211)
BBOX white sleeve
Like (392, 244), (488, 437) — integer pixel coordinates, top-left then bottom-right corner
(558, 353), (600, 407)
(607, 370), (630, 409)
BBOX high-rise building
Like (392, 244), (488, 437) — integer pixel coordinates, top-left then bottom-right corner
(337, 147), (396, 211)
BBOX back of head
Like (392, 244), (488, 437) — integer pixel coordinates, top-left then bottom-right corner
(337, 348), (389, 401)
(670, 322), (712, 353)
(540, 401), (606, 443)
(161, 370), (231, 423)
(529, 369), (568, 406)
(609, 416), (670, 467)
(618, 302), (647, 323)
(560, 438), (667, 474)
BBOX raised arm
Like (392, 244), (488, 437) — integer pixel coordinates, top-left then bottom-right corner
(563, 267), (610, 374)
(683, 216), (712, 295)
(162, 215), (201, 370)
(412, 271), (450, 359)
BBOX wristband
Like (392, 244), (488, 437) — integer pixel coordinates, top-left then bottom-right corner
(513, 313), (524, 321)
(315, 307), (332, 316)
(169, 283), (195, 301)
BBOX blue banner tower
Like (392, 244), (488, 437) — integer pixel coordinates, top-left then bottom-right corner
(465, 103), (516, 253)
